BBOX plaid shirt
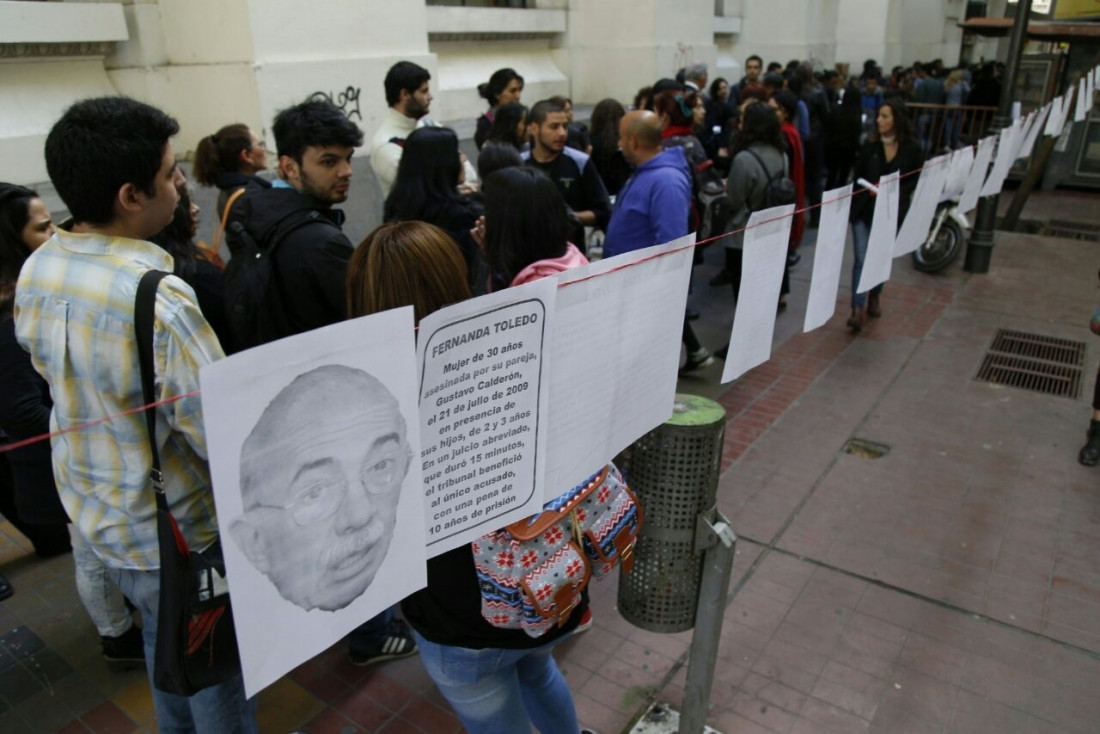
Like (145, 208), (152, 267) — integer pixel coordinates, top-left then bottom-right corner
(15, 230), (223, 569)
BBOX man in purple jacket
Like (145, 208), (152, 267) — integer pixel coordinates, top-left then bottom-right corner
(604, 110), (713, 374)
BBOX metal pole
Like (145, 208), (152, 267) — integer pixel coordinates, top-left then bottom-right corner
(678, 510), (736, 734)
(964, 0), (1033, 273)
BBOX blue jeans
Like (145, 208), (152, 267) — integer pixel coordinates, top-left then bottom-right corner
(851, 219), (882, 308)
(107, 566), (257, 734)
(412, 629), (580, 734)
(70, 526), (132, 638)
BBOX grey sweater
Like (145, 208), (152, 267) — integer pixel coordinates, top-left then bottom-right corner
(724, 143), (786, 249)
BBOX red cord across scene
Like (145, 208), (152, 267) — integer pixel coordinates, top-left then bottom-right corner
(0, 153), (959, 455)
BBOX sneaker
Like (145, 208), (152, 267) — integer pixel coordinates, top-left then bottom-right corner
(348, 619), (418, 667)
(573, 608), (593, 634)
(101, 625), (145, 663)
(679, 348), (714, 376)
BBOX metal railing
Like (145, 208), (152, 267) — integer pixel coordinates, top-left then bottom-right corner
(906, 102), (998, 152)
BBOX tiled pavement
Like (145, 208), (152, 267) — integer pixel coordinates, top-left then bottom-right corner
(3, 190), (1100, 733)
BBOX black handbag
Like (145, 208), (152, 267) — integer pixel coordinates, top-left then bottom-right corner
(135, 270), (241, 696)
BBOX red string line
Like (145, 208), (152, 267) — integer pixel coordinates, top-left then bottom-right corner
(0, 152), (962, 455)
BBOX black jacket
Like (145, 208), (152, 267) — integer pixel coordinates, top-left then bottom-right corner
(850, 138), (925, 224)
(241, 187), (353, 340)
(214, 171), (271, 222)
(0, 316), (69, 525)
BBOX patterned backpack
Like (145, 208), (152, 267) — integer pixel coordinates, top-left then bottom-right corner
(472, 463), (642, 638)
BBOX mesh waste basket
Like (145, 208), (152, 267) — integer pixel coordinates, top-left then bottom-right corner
(617, 394), (725, 633)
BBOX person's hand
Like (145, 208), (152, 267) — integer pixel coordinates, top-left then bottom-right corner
(470, 215), (486, 252)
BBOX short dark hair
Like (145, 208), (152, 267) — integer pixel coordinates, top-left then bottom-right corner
(273, 99), (364, 163)
(45, 96), (179, 226)
(746, 55), (763, 67)
(547, 95), (573, 108)
(762, 72), (785, 90)
(384, 61), (431, 107)
(771, 90), (800, 123)
(528, 99), (567, 126)
(483, 167), (568, 285)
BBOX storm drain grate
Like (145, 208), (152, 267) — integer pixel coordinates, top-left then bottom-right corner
(1041, 220), (1100, 242)
(843, 438), (891, 459)
(976, 329), (1085, 398)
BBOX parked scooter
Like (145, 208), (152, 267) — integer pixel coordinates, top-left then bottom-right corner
(912, 198), (969, 273)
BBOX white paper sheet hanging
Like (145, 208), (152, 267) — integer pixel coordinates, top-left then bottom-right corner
(980, 123), (1022, 198)
(941, 145), (974, 202)
(1017, 104), (1051, 160)
(201, 308), (428, 698)
(544, 235), (694, 498)
(721, 205), (794, 383)
(957, 135), (996, 215)
(416, 277), (557, 555)
(896, 155), (950, 256)
(803, 185), (853, 333)
(856, 171), (899, 295)
(1075, 77), (1090, 123)
(1044, 94), (1066, 137)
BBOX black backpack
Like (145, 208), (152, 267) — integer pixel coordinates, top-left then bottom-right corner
(745, 148), (797, 211)
(221, 205), (323, 351)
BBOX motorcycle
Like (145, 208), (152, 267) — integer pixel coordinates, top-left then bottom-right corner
(911, 198), (969, 273)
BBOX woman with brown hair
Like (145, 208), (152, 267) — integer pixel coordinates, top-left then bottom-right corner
(346, 219), (596, 734)
(848, 97), (924, 331)
(192, 123), (269, 255)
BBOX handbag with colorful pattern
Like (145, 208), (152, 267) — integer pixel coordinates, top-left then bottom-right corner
(472, 463), (642, 638)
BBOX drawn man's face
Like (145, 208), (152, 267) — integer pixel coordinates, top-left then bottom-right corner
(232, 367), (410, 612)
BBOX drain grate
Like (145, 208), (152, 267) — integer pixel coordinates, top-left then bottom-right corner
(843, 438), (891, 459)
(1041, 220), (1100, 242)
(976, 329), (1085, 398)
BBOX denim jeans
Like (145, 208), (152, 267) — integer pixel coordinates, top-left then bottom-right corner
(851, 219), (882, 308)
(412, 629), (580, 734)
(107, 566), (257, 734)
(347, 606), (394, 653)
(70, 526), (132, 638)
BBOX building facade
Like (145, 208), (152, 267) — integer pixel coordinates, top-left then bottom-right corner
(1, 0), (968, 185)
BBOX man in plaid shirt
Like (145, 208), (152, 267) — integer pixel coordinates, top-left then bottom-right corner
(15, 97), (255, 732)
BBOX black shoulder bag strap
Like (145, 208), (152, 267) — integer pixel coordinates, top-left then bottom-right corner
(135, 270), (171, 511)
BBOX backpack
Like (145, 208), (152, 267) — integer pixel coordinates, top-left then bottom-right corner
(664, 135), (730, 241)
(745, 148), (797, 211)
(472, 464), (642, 638)
(221, 203), (323, 350)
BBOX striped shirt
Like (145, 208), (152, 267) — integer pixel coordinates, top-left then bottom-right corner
(14, 230), (223, 569)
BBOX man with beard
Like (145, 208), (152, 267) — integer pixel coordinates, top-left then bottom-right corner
(370, 61), (477, 194)
(521, 99), (611, 253)
(240, 99), (362, 338)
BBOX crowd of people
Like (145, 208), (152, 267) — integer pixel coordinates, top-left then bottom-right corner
(0, 52), (1003, 732)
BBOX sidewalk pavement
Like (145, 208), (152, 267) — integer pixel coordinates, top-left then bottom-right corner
(2, 190), (1100, 733)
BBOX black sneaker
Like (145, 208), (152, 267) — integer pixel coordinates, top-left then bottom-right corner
(679, 348), (714, 376)
(101, 625), (145, 664)
(348, 619), (418, 667)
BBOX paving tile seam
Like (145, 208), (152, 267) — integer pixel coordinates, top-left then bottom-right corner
(737, 539), (1100, 666)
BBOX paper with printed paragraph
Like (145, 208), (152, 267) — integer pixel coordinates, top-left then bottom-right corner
(958, 135), (995, 215)
(543, 235), (694, 499)
(722, 206), (795, 384)
(941, 145), (974, 202)
(200, 307), (427, 698)
(856, 171), (899, 295)
(803, 186), (853, 333)
(896, 155), (949, 257)
(981, 122), (1022, 198)
(417, 277), (556, 556)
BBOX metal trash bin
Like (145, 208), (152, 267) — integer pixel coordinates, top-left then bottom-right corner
(618, 394), (726, 633)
